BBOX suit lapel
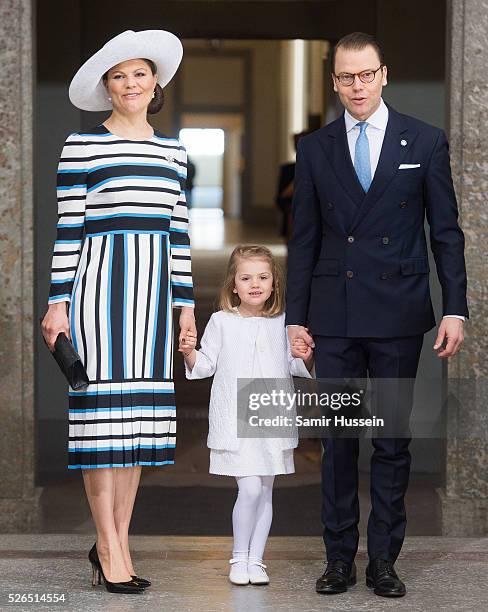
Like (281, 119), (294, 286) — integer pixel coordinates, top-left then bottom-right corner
(319, 116), (366, 208)
(349, 107), (418, 233)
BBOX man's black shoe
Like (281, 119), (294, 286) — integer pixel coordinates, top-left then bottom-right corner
(366, 559), (406, 597)
(316, 560), (356, 594)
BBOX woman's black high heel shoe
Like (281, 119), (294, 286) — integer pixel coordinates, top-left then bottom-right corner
(131, 575), (151, 588)
(88, 544), (144, 594)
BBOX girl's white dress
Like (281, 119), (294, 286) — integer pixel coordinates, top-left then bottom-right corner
(185, 309), (312, 476)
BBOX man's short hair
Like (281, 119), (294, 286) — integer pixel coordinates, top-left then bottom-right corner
(332, 32), (384, 74)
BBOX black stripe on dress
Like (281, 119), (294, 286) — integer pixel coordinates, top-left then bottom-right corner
(94, 235), (107, 380)
(153, 235), (169, 378)
(110, 234), (125, 379)
(79, 239), (91, 368)
(132, 234), (140, 376)
(141, 234), (154, 375)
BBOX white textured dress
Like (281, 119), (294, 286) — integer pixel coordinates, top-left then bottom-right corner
(185, 309), (312, 476)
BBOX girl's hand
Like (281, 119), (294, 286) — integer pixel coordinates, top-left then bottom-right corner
(292, 337), (309, 355)
(41, 302), (71, 352)
(292, 338), (314, 371)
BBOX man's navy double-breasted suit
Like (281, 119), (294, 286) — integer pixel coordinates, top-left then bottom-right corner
(286, 104), (468, 563)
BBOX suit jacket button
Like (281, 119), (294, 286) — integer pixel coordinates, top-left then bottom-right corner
(327, 202), (334, 209)
(346, 270), (354, 279)
(347, 236), (355, 243)
(381, 272), (388, 280)
(400, 201), (407, 208)
(382, 236), (390, 245)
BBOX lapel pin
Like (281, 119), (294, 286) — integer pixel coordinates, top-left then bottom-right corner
(400, 139), (407, 147)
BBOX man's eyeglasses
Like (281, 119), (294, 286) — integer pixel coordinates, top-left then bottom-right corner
(334, 65), (384, 87)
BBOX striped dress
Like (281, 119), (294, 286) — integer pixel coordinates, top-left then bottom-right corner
(48, 125), (194, 469)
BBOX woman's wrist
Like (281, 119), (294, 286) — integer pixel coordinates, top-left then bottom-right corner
(180, 305), (195, 314)
(48, 301), (69, 313)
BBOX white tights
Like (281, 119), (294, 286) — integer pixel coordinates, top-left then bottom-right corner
(232, 475), (274, 564)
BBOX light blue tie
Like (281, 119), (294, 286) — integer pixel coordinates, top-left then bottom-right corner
(354, 121), (372, 192)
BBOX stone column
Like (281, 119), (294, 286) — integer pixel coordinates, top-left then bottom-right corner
(0, 0), (41, 531)
(438, 0), (488, 535)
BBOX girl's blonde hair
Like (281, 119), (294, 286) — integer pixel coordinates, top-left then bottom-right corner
(219, 245), (285, 317)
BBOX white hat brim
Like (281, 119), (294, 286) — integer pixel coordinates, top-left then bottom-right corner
(68, 29), (183, 111)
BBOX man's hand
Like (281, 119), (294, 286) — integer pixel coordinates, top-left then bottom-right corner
(288, 325), (314, 358)
(433, 318), (464, 358)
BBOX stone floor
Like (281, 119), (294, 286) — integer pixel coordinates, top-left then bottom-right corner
(0, 535), (487, 611)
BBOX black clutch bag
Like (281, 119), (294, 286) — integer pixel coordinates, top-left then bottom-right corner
(50, 332), (89, 390)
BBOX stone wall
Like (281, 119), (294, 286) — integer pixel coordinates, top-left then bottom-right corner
(438, 0), (488, 535)
(0, 0), (41, 531)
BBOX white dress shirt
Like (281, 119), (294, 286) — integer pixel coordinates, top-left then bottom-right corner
(345, 97), (389, 179)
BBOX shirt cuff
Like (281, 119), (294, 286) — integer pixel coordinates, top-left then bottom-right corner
(443, 315), (465, 322)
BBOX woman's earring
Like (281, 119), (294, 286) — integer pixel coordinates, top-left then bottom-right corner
(108, 96), (112, 101)
(152, 90), (155, 98)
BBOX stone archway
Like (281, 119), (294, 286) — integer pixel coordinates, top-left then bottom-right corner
(0, 0), (486, 533)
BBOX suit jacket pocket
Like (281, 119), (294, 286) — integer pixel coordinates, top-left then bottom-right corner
(400, 256), (430, 275)
(312, 259), (339, 276)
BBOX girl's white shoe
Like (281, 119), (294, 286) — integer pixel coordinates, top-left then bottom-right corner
(229, 558), (249, 585)
(248, 561), (270, 585)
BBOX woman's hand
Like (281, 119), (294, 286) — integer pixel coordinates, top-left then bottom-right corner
(41, 302), (70, 352)
(178, 306), (196, 346)
(178, 307), (197, 369)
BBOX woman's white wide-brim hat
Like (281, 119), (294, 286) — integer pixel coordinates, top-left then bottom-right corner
(68, 29), (183, 111)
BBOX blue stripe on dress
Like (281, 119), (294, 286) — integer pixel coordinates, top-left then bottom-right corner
(85, 230), (169, 238)
(70, 271), (79, 354)
(77, 132), (113, 137)
(69, 444), (176, 452)
(88, 162), (179, 173)
(69, 388), (174, 396)
(87, 176), (180, 192)
(85, 213), (171, 221)
(164, 237), (172, 379)
(106, 234), (114, 378)
(49, 294), (71, 302)
(123, 233), (128, 378)
(150, 234), (162, 378)
(68, 461), (175, 469)
(69, 405), (175, 412)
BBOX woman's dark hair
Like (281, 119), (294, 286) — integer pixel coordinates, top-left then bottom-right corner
(102, 57), (164, 114)
(332, 32), (385, 74)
